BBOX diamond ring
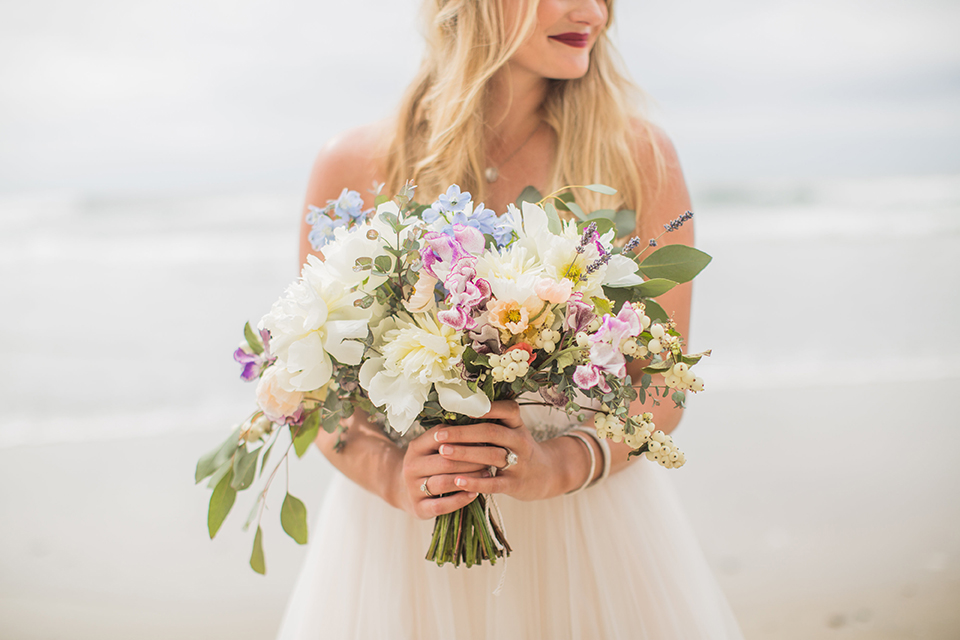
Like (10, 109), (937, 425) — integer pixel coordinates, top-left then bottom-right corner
(502, 448), (518, 471)
(420, 478), (435, 498)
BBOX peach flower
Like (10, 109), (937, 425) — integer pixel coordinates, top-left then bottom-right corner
(256, 366), (305, 423)
(487, 297), (546, 335)
(534, 278), (573, 304)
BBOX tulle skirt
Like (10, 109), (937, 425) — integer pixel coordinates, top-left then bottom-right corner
(275, 459), (743, 639)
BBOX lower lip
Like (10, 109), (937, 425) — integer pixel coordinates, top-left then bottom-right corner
(549, 35), (589, 49)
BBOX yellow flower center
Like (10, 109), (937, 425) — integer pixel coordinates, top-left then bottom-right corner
(506, 309), (522, 323)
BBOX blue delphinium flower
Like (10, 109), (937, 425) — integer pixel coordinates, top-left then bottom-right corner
(328, 188), (367, 223)
(306, 205), (347, 250)
(436, 184), (472, 214)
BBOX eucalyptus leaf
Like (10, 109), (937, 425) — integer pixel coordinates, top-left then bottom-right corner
(231, 445), (259, 491)
(243, 322), (264, 355)
(544, 201), (562, 235)
(614, 210), (636, 237)
(516, 186), (542, 206)
(196, 427), (241, 484)
(634, 278), (678, 298)
(281, 493), (309, 545)
(206, 458), (233, 489)
(671, 391), (687, 408)
(600, 286), (630, 314)
(643, 299), (670, 324)
(259, 438), (277, 477)
(208, 469), (237, 539)
(585, 208), (616, 221)
(577, 217), (615, 237)
(584, 183), (617, 195)
(293, 411), (321, 458)
(565, 201), (587, 220)
(680, 350), (712, 366)
(643, 360), (673, 374)
(243, 494), (263, 532)
(374, 194), (391, 207)
(250, 526), (266, 575)
(637, 245), (712, 283)
(374, 255), (392, 273)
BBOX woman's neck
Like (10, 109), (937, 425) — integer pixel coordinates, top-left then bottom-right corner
(485, 65), (549, 146)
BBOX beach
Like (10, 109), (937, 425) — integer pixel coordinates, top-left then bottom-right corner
(1, 174), (958, 638)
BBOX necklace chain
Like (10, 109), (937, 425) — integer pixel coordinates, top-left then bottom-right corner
(484, 121), (542, 183)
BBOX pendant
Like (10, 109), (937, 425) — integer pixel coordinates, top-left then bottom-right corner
(484, 166), (499, 183)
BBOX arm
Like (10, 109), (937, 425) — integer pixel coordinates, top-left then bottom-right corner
(445, 127), (694, 498)
(302, 127), (488, 518)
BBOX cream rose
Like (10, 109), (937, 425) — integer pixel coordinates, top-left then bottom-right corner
(256, 366), (305, 423)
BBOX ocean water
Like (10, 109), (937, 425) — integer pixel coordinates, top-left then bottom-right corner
(1, 174), (957, 447)
(1, 174), (958, 639)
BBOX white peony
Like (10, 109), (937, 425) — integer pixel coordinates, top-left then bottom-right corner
(260, 256), (371, 392)
(359, 312), (490, 435)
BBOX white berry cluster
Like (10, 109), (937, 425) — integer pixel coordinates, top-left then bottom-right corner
(488, 349), (531, 382)
(644, 430), (686, 468)
(663, 362), (704, 392)
(594, 411), (656, 448)
(533, 328), (562, 353)
(242, 414), (274, 443)
(645, 322), (677, 355)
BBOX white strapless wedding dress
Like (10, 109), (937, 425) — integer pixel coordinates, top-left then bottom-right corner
(275, 402), (743, 639)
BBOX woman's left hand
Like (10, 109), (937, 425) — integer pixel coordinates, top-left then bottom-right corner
(432, 400), (566, 501)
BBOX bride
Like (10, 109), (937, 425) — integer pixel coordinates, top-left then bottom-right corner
(277, 0), (743, 638)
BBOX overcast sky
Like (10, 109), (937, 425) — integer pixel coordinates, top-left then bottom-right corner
(0, 0), (957, 195)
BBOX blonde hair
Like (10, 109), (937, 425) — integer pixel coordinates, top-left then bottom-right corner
(383, 0), (662, 215)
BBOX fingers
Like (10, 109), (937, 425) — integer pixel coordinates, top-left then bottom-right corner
(432, 422), (523, 449)
(478, 400), (523, 429)
(407, 453), (488, 477)
(437, 443), (512, 468)
(422, 470), (490, 497)
(451, 473), (509, 496)
(415, 490), (479, 519)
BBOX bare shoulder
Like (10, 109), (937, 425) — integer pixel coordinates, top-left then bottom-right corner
(627, 118), (692, 238)
(305, 121), (390, 207)
(299, 121), (390, 264)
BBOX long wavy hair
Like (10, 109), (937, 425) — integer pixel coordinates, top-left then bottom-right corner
(382, 0), (663, 215)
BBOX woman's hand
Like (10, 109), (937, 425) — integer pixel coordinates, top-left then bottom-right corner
(428, 400), (577, 502)
(397, 428), (491, 520)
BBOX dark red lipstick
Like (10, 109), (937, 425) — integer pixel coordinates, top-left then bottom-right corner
(549, 32), (590, 48)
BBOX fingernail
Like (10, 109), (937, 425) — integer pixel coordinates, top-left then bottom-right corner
(434, 430), (448, 442)
(455, 477), (466, 487)
(439, 444), (452, 456)
(467, 492), (478, 498)
(481, 470), (492, 478)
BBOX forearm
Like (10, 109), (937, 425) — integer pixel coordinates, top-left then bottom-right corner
(313, 411), (406, 509)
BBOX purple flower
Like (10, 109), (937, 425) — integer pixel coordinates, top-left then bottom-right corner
(438, 305), (476, 331)
(233, 329), (274, 381)
(563, 292), (595, 333)
(436, 184), (472, 214)
(573, 364), (611, 393)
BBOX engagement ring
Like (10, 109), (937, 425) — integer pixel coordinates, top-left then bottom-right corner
(420, 478), (435, 498)
(502, 448), (518, 471)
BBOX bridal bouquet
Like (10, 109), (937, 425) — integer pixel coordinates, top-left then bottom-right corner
(196, 182), (711, 573)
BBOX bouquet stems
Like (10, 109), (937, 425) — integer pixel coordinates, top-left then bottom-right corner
(425, 494), (511, 567)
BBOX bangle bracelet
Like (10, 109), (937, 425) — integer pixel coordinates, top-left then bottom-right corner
(562, 432), (596, 495)
(573, 426), (611, 488)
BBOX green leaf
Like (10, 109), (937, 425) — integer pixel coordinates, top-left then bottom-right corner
(680, 349), (712, 366)
(208, 468), (237, 539)
(590, 296), (614, 316)
(614, 210), (636, 237)
(637, 245), (712, 283)
(196, 427), (241, 484)
(555, 351), (576, 372)
(259, 438), (276, 478)
(643, 360), (673, 374)
(565, 201), (587, 220)
(643, 299), (670, 323)
(584, 183), (617, 195)
(641, 373), (652, 389)
(600, 286), (630, 314)
(577, 217), (615, 237)
(585, 208), (616, 221)
(374, 255), (392, 273)
(243, 322), (264, 355)
(250, 526), (266, 575)
(672, 390), (687, 408)
(243, 494), (263, 532)
(281, 493), (308, 545)
(543, 201), (562, 235)
(516, 186), (542, 206)
(374, 194), (390, 208)
(231, 445), (259, 491)
(293, 411), (321, 458)
(634, 278), (678, 298)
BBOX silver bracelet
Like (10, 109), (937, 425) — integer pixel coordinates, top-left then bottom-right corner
(573, 426), (611, 488)
(562, 431), (596, 495)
